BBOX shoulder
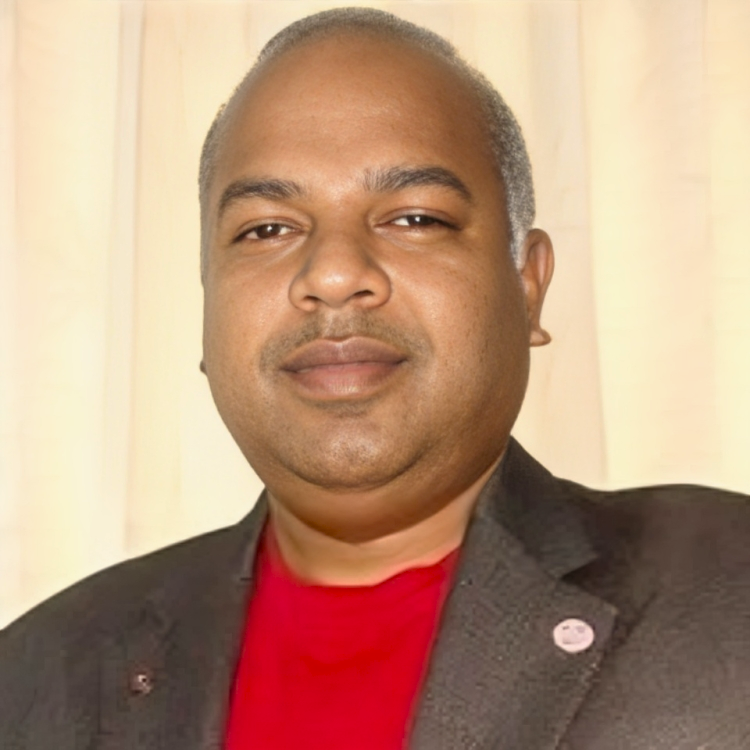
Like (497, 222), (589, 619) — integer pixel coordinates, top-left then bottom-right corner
(563, 480), (750, 572)
(500, 440), (750, 583)
(0, 511), (259, 735)
(557, 479), (750, 635)
(566, 477), (750, 513)
(2, 519), (244, 642)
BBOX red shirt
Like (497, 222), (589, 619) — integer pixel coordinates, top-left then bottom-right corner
(225, 526), (459, 750)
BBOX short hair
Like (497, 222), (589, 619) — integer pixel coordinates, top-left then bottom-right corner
(198, 7), (535, 274)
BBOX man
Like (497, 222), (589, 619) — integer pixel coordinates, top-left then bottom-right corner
(2, 7), (750, 749)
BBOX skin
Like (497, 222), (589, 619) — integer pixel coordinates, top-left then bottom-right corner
(202, 33), (554, 585)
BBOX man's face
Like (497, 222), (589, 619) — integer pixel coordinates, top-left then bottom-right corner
(202, 34), (552, 538)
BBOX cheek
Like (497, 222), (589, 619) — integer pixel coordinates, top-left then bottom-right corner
(203, 283), (278, 400)
(407, 260), (525, 361)
(203, 280), (283, 454)
(206, 266), (289, 345)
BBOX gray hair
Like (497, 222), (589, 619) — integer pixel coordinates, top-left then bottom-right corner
(198, 7), (535, 273)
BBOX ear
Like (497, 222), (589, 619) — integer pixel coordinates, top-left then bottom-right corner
(518, 229), (554, 347)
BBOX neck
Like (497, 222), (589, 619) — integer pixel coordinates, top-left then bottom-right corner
(267, 458), (501, 586)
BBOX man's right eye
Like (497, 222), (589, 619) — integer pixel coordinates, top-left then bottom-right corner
(243, 223), (294, 240)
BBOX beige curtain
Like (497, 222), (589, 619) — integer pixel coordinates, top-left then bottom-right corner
(1, 0), (749, 626)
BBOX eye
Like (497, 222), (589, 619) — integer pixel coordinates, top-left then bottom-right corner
(391, 214), (447, 228)
(241, 223), (295, 241)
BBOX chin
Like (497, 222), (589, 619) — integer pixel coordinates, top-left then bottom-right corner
(290, 454), (417, 494)
(277, 432), (422, 493)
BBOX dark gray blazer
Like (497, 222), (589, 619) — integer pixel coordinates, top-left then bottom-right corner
(3, 439), (750, 749)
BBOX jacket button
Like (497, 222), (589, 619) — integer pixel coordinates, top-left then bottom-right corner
(553, 618), (595, 653)
(129, 668), (155, 695)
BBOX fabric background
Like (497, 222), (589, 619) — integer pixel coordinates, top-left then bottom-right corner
(1, 0), (748, 626)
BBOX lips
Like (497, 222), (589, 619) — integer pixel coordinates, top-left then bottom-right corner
(282, 337), (406, 371)
(280, 337), (407, 398)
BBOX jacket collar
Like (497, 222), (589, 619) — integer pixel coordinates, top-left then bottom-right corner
(478, 439), (598, 578)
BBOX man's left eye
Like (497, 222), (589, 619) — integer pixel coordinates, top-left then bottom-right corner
(391, 214), (444, 228)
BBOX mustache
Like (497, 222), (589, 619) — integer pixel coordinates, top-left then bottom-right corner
(259, 314), (431, 371)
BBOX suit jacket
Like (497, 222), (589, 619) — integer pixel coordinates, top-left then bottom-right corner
(3, 439), (750, 749)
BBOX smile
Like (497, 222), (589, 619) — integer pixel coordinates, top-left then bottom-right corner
(280, 337), (407, 399)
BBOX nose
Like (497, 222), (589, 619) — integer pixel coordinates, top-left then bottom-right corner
(288, 229), (391, 311)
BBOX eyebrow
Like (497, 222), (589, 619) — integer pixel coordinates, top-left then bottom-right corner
(217, 178), (305, 219)
(363, 165), (474, 203)
(216, 165), (473, 220)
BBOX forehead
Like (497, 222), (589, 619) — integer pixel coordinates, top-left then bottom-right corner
(206, 32), (500, 194)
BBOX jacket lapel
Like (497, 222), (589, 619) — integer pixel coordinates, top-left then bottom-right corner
(97, 496), (268, 750)
(410, 441), (618, 750)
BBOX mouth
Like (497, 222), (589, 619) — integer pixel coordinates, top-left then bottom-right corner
(279, 337), (408, 399)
